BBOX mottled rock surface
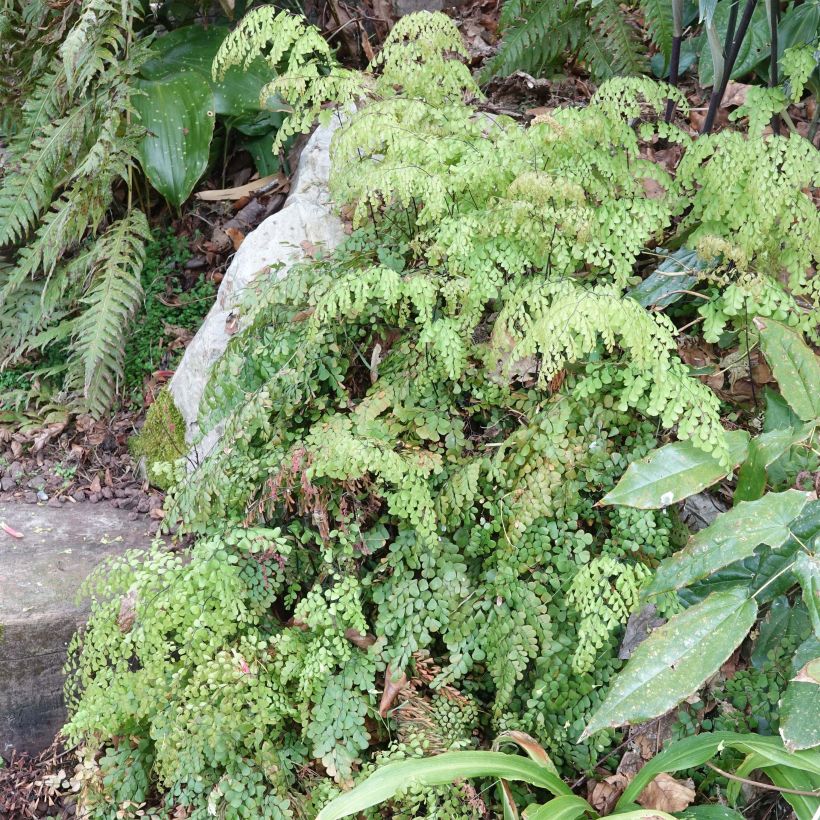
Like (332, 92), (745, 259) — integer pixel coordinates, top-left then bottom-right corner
(169, 120), (346, 460)
(0, 503), (156, 757)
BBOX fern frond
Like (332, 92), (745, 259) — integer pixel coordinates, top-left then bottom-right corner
(640, 0), (674, 58)
(483, 0), (577, 79)
(67, 209), (150, 416)
(60, 0), (141, 95)
(583, 0), (647, 78)
(0, 98), (96, 246)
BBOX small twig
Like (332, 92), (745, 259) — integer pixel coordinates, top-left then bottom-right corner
(706, 762), (820, 797)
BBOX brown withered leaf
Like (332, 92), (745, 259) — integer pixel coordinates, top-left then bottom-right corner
(589, 772), (630, 815)
(117, 588), (138, 634)
(721, 81), (752, 108)
(225, 227), (245, 250)
(379, 664), (408, 717)
(637, 773), (696, 813)
(225, 312), (240, 336)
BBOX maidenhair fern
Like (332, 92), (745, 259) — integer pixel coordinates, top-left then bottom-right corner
(0, 0), (148, 416)
(64, 10), (820, 817)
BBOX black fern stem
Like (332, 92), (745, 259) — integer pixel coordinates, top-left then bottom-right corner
(702, 0), (759, 134)
(664, 35), (683, 122)
(724, 0), (740, 58)
(664, 0), (685, 124)
(769, 0), (780, 135)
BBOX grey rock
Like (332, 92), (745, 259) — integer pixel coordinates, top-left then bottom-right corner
(392, 0), (443, 15)
(23, 492), (38, 504)
(8, 461), (23, 479)
(0, 501), (158, 756)
(170, 120), (346, 462)
(26, 475), (46, 490)
(1, 475), (16, 492)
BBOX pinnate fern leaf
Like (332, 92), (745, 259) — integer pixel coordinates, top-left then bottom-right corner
(67, 209), (150, 417)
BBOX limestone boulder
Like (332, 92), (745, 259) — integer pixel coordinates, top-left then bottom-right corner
(169, 120), (346, 460)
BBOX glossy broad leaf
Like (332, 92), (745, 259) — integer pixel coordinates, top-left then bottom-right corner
(140, 25), (273, 117)
(582, 591), (757, 740)
(601, 430), (749, 509)
(757, 319), (820, 422)
(752, 596), (811, 669)
(648, 490), (811, 595)
(699, 1), (771, 85)
(134, 74), (216, 208)
(795, 552), (820, 639)
(734, 424), (816, 503)
(680, 500), (820, 606)
(628, 249), (702, 310)
(315, 752), (572, 820)
(780, 658), (820, 752)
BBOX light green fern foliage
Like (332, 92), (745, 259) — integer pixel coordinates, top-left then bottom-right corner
(677, 131), (820, 343)
(63, 10), (818, 817)
(0, 0), (149, 415)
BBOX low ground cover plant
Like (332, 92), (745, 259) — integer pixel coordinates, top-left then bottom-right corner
(62, 10), (820, 819)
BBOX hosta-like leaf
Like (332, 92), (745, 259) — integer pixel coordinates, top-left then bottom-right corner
(757, 319), (820, 422)
(677, 808), (745, 819)
(780, 658), (820, 752)
(794, 552), (820, 638)
(133, 73), (215, 207)
(763, 765), (820, 820)
(315, 752), (572, 820)
(619, 731), (820, 809)
(581, 590), (757, 739)
(601, 429), (749, 509)
(648, 490), (811, 595)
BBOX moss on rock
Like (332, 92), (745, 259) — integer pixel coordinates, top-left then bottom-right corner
(129, 389), (185, 490)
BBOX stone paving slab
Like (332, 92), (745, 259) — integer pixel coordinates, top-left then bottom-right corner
(0, 502), (157, 757)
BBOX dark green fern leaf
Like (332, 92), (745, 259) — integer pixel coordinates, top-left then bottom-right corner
(0, 97), (96, 246)
(585, 0), (647, 78)
(67, 209), (150, 416)
(640, 0), (674, 58)
(483, 0), (577, 80)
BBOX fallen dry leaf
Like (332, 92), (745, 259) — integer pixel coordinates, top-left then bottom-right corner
(378, 664), (408, 717)
(637, 772), (696, 813)
(721, 81), (752, 108)
(589, 772), (630, 815)
(225, 227), (245, 251)
(195, 173), (281, 201)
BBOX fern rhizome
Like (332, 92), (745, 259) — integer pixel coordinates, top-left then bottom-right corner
(64, 10), (820, 818)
